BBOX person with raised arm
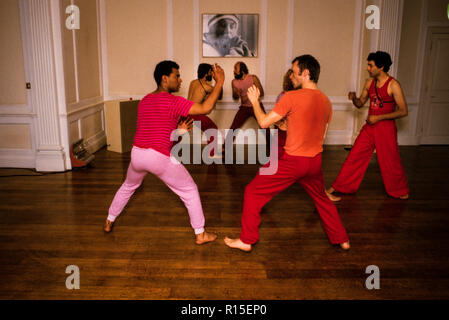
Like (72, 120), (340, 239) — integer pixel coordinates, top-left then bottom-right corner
(224, 55), (350, 252)
(327, 51), (409, 200)
(104, 60), (225, 245)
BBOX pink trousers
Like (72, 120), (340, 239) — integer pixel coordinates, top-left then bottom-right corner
(107, 147), (205, 234)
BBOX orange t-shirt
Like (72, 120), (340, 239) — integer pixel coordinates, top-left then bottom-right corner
(272, 88), (332, 157)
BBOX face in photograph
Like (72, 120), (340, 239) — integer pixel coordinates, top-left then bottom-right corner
(212, 17), (238, 40)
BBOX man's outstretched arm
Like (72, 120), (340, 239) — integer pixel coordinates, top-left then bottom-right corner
(349, 79), (371, 108)
(189, 64), (225, 115)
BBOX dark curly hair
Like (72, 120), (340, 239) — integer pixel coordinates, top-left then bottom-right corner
(367, 51), (392, 72)
(154, 60), (179, 86)
(291, 54), (320, 83)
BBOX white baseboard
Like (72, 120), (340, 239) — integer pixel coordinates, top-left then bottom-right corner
(35, 150), (67, 172)
(419, 136), (449, 145)
(0, 149), (36, 168)
(324, 133), (353, 145)
(398, 135), (421, 146)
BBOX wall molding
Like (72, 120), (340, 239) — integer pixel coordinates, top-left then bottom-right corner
(24, 0), (69, 171)
(370, 0), (381, 52)
(54, 0), (107, 157)
(378, 0), (404, 77)
(69, 0), (80, 102)
(409, 1), (449, 145)
(353, 0), (373, 143)
(67, 102), (104, 122)
(0, 116), (36, 159)
(0, 105), (32, 115)
(0, 112), (37, 118)
(0, 149), (36, 168)
(67, 102), (105, 154)
(193, 0), (200, 79)
(67, 96), (104, 116)
(345, 0), (366, 144)
(16, 0), (34, 116)
(50, 0), (72, 170)
(285, 0), (294, 69)
(98, 0), (109, 100)
(259, 0), (268, 88)
(413, 0), (429, 142)
(0, 14), (33, 117)
(416, 26), (449, 145)
(350, 0), (365, 92)
(0, 0), (40, 169)
(324, 134), (354, 146)
(166, 0), (174, 60)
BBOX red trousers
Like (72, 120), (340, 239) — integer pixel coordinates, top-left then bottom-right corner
(191, 115), (218, 157)
(332, 121), (409, 198)
(261, 128), (286, 167)
(225, 105), (271, 147)
(240, 152), (349, 245)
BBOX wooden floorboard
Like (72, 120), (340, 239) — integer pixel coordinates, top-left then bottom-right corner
(0, 145), (448, 299)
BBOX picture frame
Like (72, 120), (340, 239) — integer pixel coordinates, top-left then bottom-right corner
(202, 14), (259, 58)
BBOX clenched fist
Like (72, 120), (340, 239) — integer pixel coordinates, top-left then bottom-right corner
(212, 64), (225, 84)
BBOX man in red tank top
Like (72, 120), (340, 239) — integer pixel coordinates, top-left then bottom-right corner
(327, 51), (409, 200)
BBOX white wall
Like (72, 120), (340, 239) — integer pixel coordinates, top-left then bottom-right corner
(1, 0), (444, 170)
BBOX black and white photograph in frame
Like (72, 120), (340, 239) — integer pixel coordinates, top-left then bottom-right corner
(202, 14), (258, 57)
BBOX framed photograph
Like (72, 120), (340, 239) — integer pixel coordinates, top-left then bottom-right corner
(202, 14), (259, 57)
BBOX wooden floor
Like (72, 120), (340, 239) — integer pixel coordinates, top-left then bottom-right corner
(0, 145), (448, 300)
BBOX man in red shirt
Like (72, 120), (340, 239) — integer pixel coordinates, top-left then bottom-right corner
(224, 55), (350, 252)
(326, 51), (409, 200)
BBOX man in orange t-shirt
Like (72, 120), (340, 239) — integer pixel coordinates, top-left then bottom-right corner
(224, 55), (350, 252)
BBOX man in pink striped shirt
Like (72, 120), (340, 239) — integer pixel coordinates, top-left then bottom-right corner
(105, 60), (225, 245)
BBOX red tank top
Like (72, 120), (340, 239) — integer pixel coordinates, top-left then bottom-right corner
(368, 76), (396, 115)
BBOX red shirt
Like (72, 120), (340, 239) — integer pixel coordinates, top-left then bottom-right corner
(133, 92), (193, 156)
(273, 88), (332, 157)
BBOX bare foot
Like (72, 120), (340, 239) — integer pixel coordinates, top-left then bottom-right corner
(326, 190), (341, 202)
(340, 241), (350, 250)
(399, 194), (409, 200)
(195, 231), (217, 245)
(103, 219), (113, 233)
(224, 237), (252, 252)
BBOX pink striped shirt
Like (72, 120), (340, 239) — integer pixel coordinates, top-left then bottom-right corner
(133, 92), (194, 156)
